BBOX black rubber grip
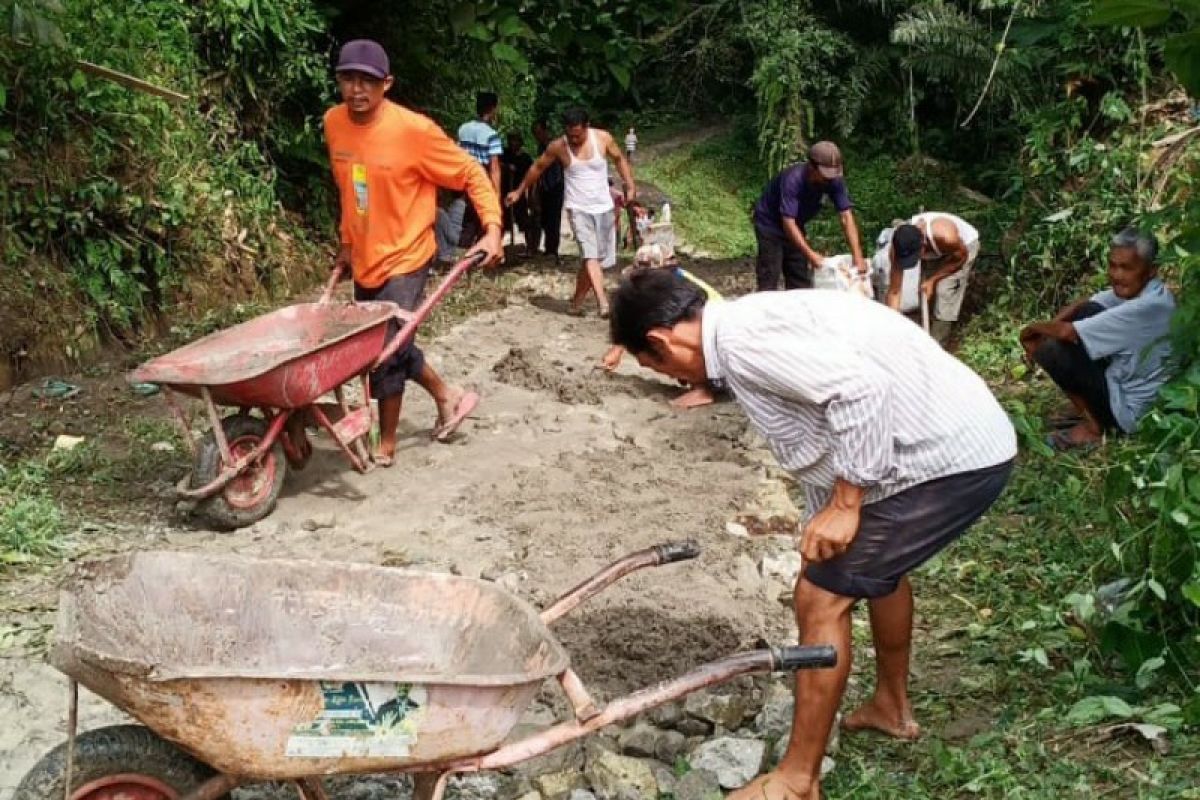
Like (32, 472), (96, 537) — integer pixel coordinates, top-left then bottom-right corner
(654, 540), (702, 564)
(774, 645), (837, 670)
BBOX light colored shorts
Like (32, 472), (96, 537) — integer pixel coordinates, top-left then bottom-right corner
(567, 208), (617, 269)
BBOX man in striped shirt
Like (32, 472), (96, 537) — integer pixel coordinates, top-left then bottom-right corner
(609, 271), (1016, 800)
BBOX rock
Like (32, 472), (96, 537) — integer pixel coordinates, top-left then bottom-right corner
(760, 551), (803, 584)
(582, 733), (619, 766)
(534, 769), (586, 800)
(616, 724), (659, 759)
(584, 751), (658, 800)
(567, 792), (597, 800)
(512, 793), (543, 800)
(654, 730), (687, 763)
(150, 440), (176, 453)
(52, 434), (85, 451)
(754, 682), (794, 741)
(496, 571), (523, 592)
(447, 773), (502, 799)
(674, 717), (713, 737)
(685, 692), (749, 731)
(689, 737), (766, 789)
(673, 768), (723, 800)
(652, 764), (677, 797)
(733, 554), (763, 594)
(822, 756), (836, 778)
(300, 512), (336, 531)
(724, 521), (750, 538)
(648, 703), (682, 728)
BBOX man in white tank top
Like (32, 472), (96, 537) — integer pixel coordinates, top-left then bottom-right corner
(506, 107), (636, 317)
(910, 211), (980, 342)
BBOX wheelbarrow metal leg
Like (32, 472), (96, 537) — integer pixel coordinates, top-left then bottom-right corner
(293, 776), (329, 800)
(310, 403), (369, 472)
(412, 772), (449, 800)
(558, 668), (600, 721)
(162, 387), (196, 455)
(200, 387), (232, 465)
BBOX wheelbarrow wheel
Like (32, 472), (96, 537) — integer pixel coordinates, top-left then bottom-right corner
(192, 414), (286, 530)
(13, 724), (224, 800)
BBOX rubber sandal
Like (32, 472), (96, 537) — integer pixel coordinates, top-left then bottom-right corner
(1047, 413), (1082, 430)
(432, 391), (480, 442)
(373, 452), (395, 468)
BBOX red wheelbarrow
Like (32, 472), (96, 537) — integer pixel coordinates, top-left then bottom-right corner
(17, 542), (835, 800)
(129, 254), (484, 529)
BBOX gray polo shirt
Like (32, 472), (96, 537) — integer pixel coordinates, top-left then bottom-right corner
(701, 291), (1016, 517)
(1075, 278), (1176, 433)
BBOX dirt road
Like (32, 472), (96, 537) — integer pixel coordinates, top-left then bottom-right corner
(0, 264), (804, 798)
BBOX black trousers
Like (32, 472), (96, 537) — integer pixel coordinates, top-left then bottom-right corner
(354, 266), (430, 400)
(754, 224), (811, 290)
(539, 188), (564, 256)
(1032, 302), (1118, 430)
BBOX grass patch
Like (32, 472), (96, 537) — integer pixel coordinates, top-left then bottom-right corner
(0, 457), (69, 565)
(637, 126), (763, 259)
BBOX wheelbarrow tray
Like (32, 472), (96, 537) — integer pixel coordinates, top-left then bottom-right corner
(50, 552), (570, 779)
(130, 302), (396, 409)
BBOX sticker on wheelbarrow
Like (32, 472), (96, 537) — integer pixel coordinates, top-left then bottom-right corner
(286, 681), (426, 758)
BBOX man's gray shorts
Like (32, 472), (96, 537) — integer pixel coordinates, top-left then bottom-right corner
(805, 459), (1014, 599)
(567, 209), (617, 269)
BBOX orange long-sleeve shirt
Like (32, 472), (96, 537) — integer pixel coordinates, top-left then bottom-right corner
(324, 100), (501, 288)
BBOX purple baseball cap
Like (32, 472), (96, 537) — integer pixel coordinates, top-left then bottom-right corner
(336, 39), (389, 79)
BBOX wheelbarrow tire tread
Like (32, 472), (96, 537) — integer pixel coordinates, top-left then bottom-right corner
(192, 414), (286, 530)
(13, 723), (223, 800)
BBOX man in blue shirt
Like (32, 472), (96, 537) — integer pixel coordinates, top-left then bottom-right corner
(751, 141), (867, 291)
(1020, 228), (1176, 450)
(437, 92), (503, 262)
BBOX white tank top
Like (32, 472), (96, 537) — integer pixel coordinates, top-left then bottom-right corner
(563, 129), (614, 214)
(911, 212), (979, 256)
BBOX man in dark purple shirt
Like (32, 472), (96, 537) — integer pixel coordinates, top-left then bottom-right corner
(751, 141), (867, 291)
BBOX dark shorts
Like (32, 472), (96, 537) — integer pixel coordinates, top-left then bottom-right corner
(754, 224), (811, 291)
(354, 266), (430, 399)
(1032, 302), (1118, 430)
(805, 460), (1014, 599)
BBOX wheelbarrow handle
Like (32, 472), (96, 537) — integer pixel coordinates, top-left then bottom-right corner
(319, 264), (346, 305)
(540, 540), (702, 625)
(371, 251), (488, 370)
(774, 644), (838, 670)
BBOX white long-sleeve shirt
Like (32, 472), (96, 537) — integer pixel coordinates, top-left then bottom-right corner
(701, 291), (1016, 516)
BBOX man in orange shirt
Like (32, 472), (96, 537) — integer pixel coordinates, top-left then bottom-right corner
(325, 39), (502, 465)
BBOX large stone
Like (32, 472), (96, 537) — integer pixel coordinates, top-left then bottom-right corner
(512, 793), (543, 800)
(652, 764), (677, 797)
(447, 773), (502, 799)
(675, 717), (712, 737)
(673, 768), (723, 800)
(648, 703), (683, 728)
(584, 751), (658, 800)
(534, 769), (586, 800)
(685, 692), (749, 731)
(616, 724), (660, 759)
(688, 737), (766, 789)
(754, 681), (794, 741)
(654, 729), (687, 763)
(760, 551), (803, 585)
(567, 792), (597, 800)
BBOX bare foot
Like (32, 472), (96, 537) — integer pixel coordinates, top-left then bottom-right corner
(726, 771), (817, 800)
(842, 697), (920, 740)
(670, 386), (715, 410)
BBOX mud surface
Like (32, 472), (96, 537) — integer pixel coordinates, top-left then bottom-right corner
(0, 261), (803, 799)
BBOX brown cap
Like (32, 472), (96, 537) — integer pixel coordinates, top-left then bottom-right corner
(808, 141), (843, 179)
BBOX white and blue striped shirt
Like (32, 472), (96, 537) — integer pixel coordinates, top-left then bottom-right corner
(702, 291), (1016, 517)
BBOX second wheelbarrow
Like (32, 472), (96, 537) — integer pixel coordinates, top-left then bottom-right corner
(18, 541), (836, 800)
(129, 254), (485, 529)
